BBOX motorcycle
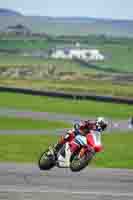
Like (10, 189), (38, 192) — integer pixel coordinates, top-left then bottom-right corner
(38, 134), (95, 172)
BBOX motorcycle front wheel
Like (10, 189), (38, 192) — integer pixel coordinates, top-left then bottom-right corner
(70, 151), (94, 172)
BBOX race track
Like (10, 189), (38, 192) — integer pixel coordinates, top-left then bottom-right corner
(0, 108), (132, 132)
(0, 108), (133, 199)
(0, 163), (133, 200)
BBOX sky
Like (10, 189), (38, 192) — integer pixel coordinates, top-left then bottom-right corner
(1, 0), (133, 20)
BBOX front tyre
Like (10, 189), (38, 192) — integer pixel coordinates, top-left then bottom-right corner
(38, 149), (56, 170)
(70, 151), (94, 172)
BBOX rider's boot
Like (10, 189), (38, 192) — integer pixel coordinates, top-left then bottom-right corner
(53, 132), (75, 158)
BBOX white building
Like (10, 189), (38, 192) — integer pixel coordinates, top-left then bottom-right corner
(51, 48), (104, 61)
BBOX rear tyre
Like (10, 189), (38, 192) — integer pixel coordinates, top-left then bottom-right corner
(38, 149), (56, 170)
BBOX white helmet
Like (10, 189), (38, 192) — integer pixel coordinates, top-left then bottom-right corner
(97, 117), (105, 124)
(96, 117), (108, 131)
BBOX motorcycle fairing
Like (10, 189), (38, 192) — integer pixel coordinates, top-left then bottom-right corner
(57, 142), (71, 168)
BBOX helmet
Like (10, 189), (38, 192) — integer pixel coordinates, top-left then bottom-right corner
(74, 122), (81, 135)
(96, 117), (105, 124)
(74, 122), (80, 130)
(96, 117), (108, 131)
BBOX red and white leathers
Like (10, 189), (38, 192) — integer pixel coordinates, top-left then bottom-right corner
(58, 120), (96, 144)
(54, 119), (105, 156)
(58, 129), (75, 145)
(57, 128), (103, 154)
(68, 130), (103, 154)
(86, 130), (103, 153)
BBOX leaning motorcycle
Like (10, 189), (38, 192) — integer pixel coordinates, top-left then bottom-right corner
(38, 135), (95, 172)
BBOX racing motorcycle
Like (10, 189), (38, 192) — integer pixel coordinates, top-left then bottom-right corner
(38, 134), (95, 172)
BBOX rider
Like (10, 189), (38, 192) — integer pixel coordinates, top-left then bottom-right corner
(54, 117), (108, 155)
(85, 117), (108, 153)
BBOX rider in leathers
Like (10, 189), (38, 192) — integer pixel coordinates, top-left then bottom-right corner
(54, 117), (108, 155)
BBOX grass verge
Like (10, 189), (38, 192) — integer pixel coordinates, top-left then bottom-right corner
(0, 117), (70, 130)
(1, 79), (133, 98)
(91, 132), (133, 169)
(0, 133), (133, 169)
(96, 44), (133, 72)
(0, 56), (96, 74)
(0, 92), (133, 119)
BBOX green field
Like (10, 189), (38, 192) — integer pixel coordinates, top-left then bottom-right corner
(0, 117), (70, 130)
(92, 132), (133, 169)
(95, 44), (133, 72)
(0, 39), (133, 99)
(1, 78), (133, 98)
(0, 55), (133, 99)
(0, 134), (58, 163)
(0, 133), (132, 169)
(0, 55), (48, 66)
(0, 56), (97, 74)
(0, 39), (133, 73)
(0, 92), (133, 119)
(0, 39), (51, 49)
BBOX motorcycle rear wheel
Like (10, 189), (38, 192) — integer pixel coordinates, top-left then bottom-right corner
(38, 148), (56, 170)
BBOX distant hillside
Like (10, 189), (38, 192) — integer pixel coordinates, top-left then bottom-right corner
(0, 10), (133, 37)
(0, 8), (22, 16)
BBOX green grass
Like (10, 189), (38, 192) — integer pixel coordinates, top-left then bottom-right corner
(1, 55), (133, 98)
(0, 56), (96, 74)
(0, 39), (74, 50)
(1, 78), (133, 98)
(95, 44), (133, 72)
(92, 132), (133, 169)
(0, 39), (51, 49)
(1, 42), (133, 73)
(0, 55), (48, 66)
(0, 135), (58, 163)
(0, 92), (133, 119)
(1, 38), (133, 73)
(0, 117), (70, 130)
(0, 133), (133, 169)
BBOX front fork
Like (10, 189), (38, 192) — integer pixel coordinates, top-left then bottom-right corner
(79, 145), (95, 159)
(78, 147), (86, 158)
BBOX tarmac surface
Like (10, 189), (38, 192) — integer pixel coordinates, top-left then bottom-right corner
(0, 163), (133, 200)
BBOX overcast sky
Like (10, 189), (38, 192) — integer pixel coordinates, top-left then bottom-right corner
(1, 0), (133, 20)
